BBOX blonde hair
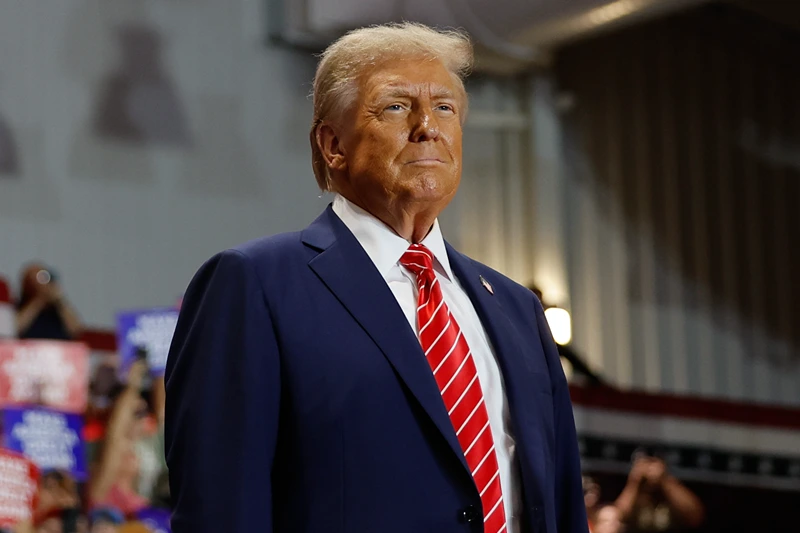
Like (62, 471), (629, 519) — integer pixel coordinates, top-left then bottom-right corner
(309, 22), (473, 191)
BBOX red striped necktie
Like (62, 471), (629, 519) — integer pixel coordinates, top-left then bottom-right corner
(400, 244), (507, 533)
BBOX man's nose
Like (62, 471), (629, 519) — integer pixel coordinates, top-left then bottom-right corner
(409, 108), (439, 142)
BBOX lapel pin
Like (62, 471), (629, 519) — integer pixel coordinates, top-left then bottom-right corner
(479, 275), (494, 295)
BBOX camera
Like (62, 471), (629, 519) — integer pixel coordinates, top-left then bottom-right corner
(35, 268), (58, 285)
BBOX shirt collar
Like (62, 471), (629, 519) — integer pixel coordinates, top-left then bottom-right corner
(331, 194), (453, 281)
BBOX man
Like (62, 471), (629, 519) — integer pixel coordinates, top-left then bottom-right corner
(16, 264), (83, 341)
(614, 455), (704, 532)
(165, 22), (587, 533)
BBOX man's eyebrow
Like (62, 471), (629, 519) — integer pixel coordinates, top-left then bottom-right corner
(430, 86), (457, 99)
(378, 85), (414, 98)
(374, 84), (457, 100)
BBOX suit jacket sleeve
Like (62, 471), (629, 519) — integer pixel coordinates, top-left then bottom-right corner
(165, 249), (280, 533)
(534, 297), (589, 533)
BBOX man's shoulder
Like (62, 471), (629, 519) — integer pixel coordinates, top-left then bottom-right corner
(222, 206), (335, 266)
(195, 231), (310, 285)
(228, 230), (307, 265)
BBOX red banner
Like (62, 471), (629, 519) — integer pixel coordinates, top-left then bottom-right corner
(0, 448), (38, 528)
(0, 341), (89, 413)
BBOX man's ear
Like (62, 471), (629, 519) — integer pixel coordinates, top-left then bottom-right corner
(316, 122), (347, 172)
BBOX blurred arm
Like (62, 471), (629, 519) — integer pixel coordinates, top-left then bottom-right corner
(165, 250), (281, 533)
(152, 375), (165, 427)
(534, 297), (590, 533)
(614, 463), (645, 521)
(89, 360), (147, 503)
(15, 295), (47, 335)
(660, 476), (704, 528)
(16, 283), (83, 339)
(53, 294), (83, 339)
(13, 520), (33, 533)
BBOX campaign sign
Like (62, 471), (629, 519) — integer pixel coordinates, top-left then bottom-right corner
(2, 407), (87, 480)
(0, 341), (89, 413)
(117, 308), (179, 377)
(0, 449), (38, 528)
(136, 508), (171, 533)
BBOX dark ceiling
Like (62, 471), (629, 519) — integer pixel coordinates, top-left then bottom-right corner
(726, 0), (800, 31)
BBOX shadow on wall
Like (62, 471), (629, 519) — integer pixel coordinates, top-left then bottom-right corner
(68, 20), (189, 184)
(0, 110), (20, 176)
(0, 128), (62, 220)
(92, 24), (192, 147)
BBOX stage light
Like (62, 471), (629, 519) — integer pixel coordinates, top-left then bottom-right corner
(544, 306), (572, 345)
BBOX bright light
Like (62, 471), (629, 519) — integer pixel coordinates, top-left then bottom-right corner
(587, 0), (639, 27)
(544, 307), (572, 345)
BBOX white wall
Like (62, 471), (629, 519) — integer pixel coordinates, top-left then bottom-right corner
(0, 0), (535, 328)
(551, 12), (800, 407)
(0, 0), (330, 326)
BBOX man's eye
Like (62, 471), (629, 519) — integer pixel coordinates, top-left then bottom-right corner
(437, 104), (454, 112)
(386, 104), (404, 111)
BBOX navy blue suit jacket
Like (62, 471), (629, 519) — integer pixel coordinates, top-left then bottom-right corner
(165, 206), (588, 533)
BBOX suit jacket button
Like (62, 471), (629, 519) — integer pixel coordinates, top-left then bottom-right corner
(460, 505), (480, 523)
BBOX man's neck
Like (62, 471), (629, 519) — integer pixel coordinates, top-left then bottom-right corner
(336, 192), (436, 243)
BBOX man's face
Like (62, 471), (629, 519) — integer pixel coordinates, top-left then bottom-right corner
(332, 56), (463, 222)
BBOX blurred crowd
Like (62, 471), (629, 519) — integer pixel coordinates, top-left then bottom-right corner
(584, 454), (704, 533)
(0, 264), (170, 533)
(1, 262), (707, 533)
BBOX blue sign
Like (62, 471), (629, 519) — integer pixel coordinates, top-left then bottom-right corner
(2, 407), (86, 480)
(116, 308), (179, 377)
(136, 508), (171, 533)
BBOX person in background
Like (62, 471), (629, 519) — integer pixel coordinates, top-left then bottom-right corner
(615, 454), (704, 532)
(32, 471), (84, 533)
(35, 471), (80, 523)
(583, 475), (602, 530)
(85, 353), (166, 510)
(132, 373), (166, 503)
(89, 363), (122, 412)
(16, 263), (82, 340)
(89, 360), (150, 517)
(34, 517), (62, 533)
(594, 504), (625, 533)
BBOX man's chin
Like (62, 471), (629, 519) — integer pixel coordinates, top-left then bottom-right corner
(398, 174), (458, 202)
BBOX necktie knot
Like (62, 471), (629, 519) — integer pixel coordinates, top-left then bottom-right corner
(400, 244), (435, 278)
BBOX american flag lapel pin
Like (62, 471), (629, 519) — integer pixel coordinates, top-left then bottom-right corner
(479, 275), (494, 295)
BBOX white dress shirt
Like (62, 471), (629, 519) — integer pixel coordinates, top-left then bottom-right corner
(332, 194), (522, 531)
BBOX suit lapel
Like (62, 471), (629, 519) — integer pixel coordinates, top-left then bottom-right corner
(302, 208), (471, 476)
(446, 243), (550, 515)
(444, 244), (531, 379)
